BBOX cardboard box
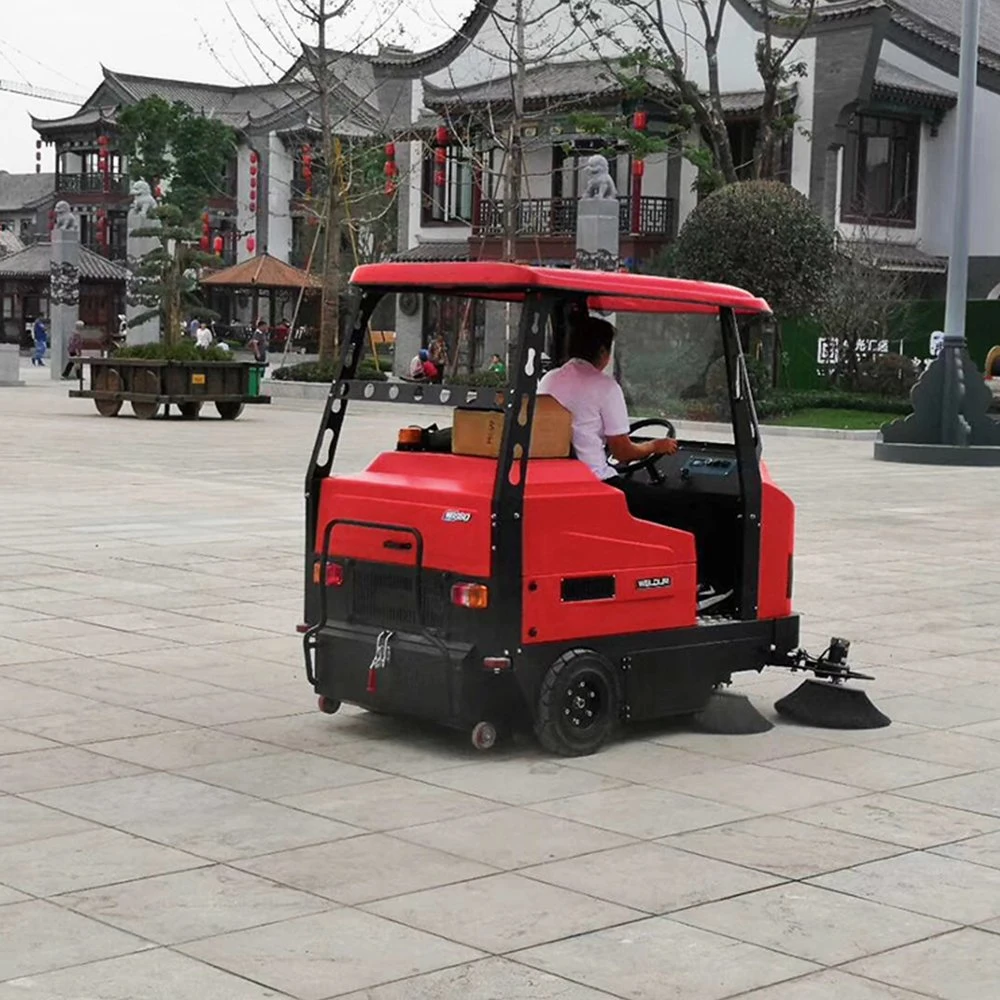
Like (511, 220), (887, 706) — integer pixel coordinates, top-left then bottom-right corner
(452, 394), (572, 459)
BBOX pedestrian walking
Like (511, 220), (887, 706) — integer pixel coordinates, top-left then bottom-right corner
(62, 321), (84, 379)
(249, 320), (269, 369)
(195, 322), (214, 349)
(31, 317), (48, 366)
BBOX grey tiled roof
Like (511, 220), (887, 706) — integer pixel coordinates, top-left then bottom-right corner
(842, 239), (948, 273)
(0, 242), (128, 281)
(873, 60), (957, 106)
(393, 240), (470, 262)
(0, 173), (56, 212)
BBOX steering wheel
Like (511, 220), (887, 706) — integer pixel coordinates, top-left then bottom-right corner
(609, 417), (677, 483)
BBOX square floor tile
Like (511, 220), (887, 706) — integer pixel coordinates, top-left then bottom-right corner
(336, 957), (618, 1000)
(87, 729), (277, 770)
(395, 807), (633, 869)
(664, 815), (905, 879)
(0, 886), (30, 906)
(812, 851), (1000, 924)
(674, 882), (953, 965)
(146, 692), (301, 727)
(534, 784), (752, 839)
(419, 758), (627, 805)
(178, 908), (481, 1000)
(28, 772), (361, 860)
(0, 746), (145, 793)
(765, 746), (966, 791)
(875, 730), (1000, 770)
(651, 726), (836, 762)
(524, 841), (781, 913)
(178, 750), (383, 799)
(60, 864), (332, 944)
(0, 677), (92, 720)
(366, 872), (642, 953)
(236, 832), (495, 904)
(512, 916), (817, 1000)
(0, 797), (95, 847)
(218, 713), (372, 754)
(875, 695), (1000, 729)
(845, 928), (1000, 1000)
(282, 776), (499, 831)
(320, 732), (481, 775)
(0, 726), (56, 755)
(8, 702), (187, 744)
(0, 900), (148, 980)
(0, 827), (206, 896)
(733, 969), (933, 999)
(897, 769), (1000, 817)
(657, 762), (861, 813)
(788, 793), (1000, 849)
(933, 830), (1000, 871)
(0, 947), (298, 999)
(562, 740), (738, 784)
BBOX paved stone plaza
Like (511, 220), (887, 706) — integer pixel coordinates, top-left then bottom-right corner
(1, 367), (1000, 999)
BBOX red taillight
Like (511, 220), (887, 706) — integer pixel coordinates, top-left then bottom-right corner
(451, 582), (489, 609)
(313, 561), (344, 586)
(483, 656), (511, 672)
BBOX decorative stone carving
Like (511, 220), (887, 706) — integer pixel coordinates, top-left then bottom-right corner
(53, 200), (78, 231)
(582, 154), (617, 201)
(50, 261), (80, 306)
(129, 179), (159, 219)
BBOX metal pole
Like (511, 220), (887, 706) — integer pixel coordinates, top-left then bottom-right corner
(943, 0), (981, 344)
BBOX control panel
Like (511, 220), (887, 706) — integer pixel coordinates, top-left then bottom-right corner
(681, 455), (736, 480)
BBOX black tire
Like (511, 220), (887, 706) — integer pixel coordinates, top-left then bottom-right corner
(216, 401), (245, 420)
(535, 649), (619, 756)
(179, 402), (202, 420)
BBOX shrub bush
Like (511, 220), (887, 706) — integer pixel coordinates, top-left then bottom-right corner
(673, 181), (837, 320)
(270, 361), (388, 382)
(755, 390), (911, 420)
(445, 370), (508, 388)
(854, 353), (919, 399)
(115, 342), (232, 362)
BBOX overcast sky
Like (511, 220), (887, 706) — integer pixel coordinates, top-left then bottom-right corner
(0, 0), (471, 174)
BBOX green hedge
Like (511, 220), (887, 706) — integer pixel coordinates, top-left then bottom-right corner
(115, 342), (233, 362)
(271, 361), (387, 382)
(756, 390), (912, 420)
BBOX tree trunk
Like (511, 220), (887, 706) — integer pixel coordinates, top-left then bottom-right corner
(703, 36), (738, 184)
(318, 183), (341, 364)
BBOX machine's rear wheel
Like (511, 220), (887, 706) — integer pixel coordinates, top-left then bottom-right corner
(216, 401), (244, 420)
(535, 649), (618, 757)
(130, 368), (160, 420)
(317, 695), (341, 715)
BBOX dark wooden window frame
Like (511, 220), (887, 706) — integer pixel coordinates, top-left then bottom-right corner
(841, 113), (920, 229)
(421, 142), (475, 226)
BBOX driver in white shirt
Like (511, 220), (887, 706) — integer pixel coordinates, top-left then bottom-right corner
(537, 315), (678, 524)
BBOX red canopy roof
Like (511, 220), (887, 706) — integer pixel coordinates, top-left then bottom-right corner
(350, 262), (771, 316)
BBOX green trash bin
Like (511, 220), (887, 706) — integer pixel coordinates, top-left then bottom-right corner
(248, 366), (260, 396)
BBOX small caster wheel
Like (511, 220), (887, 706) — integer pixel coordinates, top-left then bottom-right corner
(317, 695), (341, 715)
(471, 721), (497, 751)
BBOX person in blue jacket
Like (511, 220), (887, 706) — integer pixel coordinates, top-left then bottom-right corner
(31, 317), (48, 366)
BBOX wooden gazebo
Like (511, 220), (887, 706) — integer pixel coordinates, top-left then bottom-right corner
(200, 254), (321, 336)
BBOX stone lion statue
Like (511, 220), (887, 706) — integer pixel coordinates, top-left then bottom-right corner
(53, 200), (78, 231)
(129, 179), (159, 219)
(582, 154), (617, 200)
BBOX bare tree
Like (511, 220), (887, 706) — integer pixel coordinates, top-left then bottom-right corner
(570, 0), (817, 188)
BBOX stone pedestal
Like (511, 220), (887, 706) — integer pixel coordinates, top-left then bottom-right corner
(0, 344), (24, 386)
(126, 208), (162, 346)
(50, 228), (80, 381)
(575, 197), (621, 368)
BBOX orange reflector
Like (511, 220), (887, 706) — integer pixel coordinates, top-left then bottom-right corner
(397, 427), (423, 448)
(313, 562), (321, 584)
(313, 561), (344, 586)
(452, 582), (489, 609)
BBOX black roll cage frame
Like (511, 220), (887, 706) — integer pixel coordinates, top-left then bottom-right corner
(304, 284), (765, 632)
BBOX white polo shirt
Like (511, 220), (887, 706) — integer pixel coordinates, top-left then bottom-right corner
(538, 358), (629, 481)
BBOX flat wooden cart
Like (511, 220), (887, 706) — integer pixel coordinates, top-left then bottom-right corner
(70, 357), (270, 420)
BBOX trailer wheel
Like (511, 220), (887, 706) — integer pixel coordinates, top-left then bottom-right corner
(535, 649), (618, 757)
(94, 398), (122, 417)
(317, 695), (341, 715)
(178, 402), (202, 420)
(471, 721), (498, 751)
(216, 401), (245, 420)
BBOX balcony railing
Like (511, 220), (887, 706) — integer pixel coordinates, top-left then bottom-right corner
(473, 196), (675, 238)
(57, 174), (130, 195)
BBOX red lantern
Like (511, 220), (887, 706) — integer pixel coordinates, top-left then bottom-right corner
(250, 150), (259, 164)
(303, 166), (313, 181)
(249, 164), (258, 177)
(48, 209), (55, 230)
(385, 180), (396, 195)
(250, 175), (257, 189)
(249, 200), (257, 213)
(213, 235), (224, 255)
(200, 235), (210, 251)
(384, 161), (398, 177)
(632, 110), (648, 131)
(385, 141), (396, 158)
(154, 185), (162, 199)
(435, 146), (447, 166)
(247, 236), (256, 253)
(98, 134), (109, 147)
(434, 169), (446, 187)
(632, 159), (645, 177)
(435, 126), (449, 145)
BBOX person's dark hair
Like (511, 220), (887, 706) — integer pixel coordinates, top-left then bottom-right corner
(567, 316), (615, 364)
